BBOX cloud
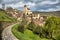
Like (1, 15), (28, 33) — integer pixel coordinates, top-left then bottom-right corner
(40, 0), (59, 5)
(2, 0), (20, 4)
(37, 5), (60, 12)
(30, 0), (60, 11)
(0, 4), (2, 8)
(0, 0), (60, 12)
(0, 0), (2, 3)
(5, 1), (36, 9)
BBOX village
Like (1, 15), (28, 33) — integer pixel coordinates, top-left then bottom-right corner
(5, 5), (48, 26)
(0, 3), (60, 40)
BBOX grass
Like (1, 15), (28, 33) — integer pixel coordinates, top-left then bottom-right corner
(12, 24), (51, 40)
(24, 29), (41, 40)
(0, 10), (17, 22)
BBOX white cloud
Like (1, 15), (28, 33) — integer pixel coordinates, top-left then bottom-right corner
(0, 0), (60, 12)
(0, 4), (2, 8)
(2, 0), (20, 4)
(38, 6), (60, 12)
(40, 0), (59, 5)
(26, 2), (36, 7)
(5, 1), (36, 9)
(5, 2), (24, 9)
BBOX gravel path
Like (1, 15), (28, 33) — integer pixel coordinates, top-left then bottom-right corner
(2, 23), (19, 40)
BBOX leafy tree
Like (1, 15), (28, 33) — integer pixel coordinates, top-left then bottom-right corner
(27, 21), (36, 31)
(45, 16), (60, 39)
(18, 24), (25, 33)
(6, 7), (13, 11)
(34, 25), (46, 38)
(18, 13), (27, 33)
(52, 30), (60, 40)
(34, 26), (42, 37)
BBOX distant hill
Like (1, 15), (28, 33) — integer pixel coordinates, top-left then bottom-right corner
(33, 11), (60, 17)
(0, 9), (16, 22)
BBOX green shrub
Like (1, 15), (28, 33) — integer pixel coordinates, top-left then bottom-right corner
(24, 29), (41, 40)
(12, 24), (41, 40)
(27, 22), (36, 31)
(45, 16), (60, 39)
(34, 25), (47, 38)
(52, 30), (60, 40)
(18, 24), (25, 33)
(56, 36), (60, 40)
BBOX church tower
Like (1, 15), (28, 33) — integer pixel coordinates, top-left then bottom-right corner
(23, 5), (32, 16)
(24, 5), (28, 15)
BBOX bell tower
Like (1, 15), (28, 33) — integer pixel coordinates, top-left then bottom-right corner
(23, 5), (32, 16)
(24, 5), (28, 15)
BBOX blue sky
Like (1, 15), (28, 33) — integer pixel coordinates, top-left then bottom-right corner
(0, 0), (60, 12)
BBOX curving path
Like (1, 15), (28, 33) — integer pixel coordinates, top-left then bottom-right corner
(2, 23), (19, 40)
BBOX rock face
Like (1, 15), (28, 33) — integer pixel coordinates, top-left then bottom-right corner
(2, 24), (18, 40)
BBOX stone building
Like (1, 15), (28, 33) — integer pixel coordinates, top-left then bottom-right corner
(32, 14), (40, 19)
(23, 5), (48, 26)
(23, 5), (32, 16)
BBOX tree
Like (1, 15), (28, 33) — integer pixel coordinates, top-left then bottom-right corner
(34, 25), (47, 38)
(18, 13), (27, 33)
(6, 7), (13, 11)
(45, 16), (60, 39)
(27, 21), (36, 31)
(18, 24), (25, 33)
(34, 26), (42, 37)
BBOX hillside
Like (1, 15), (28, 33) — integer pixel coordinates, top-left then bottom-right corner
(0, 9), (16, 22)
(33, 11), (60, 17)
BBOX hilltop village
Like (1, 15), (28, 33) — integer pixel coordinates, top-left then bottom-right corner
(5, 5), (48, 26)
(23, 5), (48, 26)
(1, 4), (60, 40)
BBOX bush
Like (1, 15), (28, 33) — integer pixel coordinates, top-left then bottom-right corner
(18, 20), (28, 33)
(34, 26), (46, 38)
(52, 30), (60, 40)
(56, 36), (60, 40)
(12, 24), (41, 40)
(45, 16), (60, 39)
(27, 22), (36, 31)
(18, 24), (25, 33)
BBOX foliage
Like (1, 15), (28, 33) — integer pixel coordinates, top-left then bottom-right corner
(18, 13), (28, 33)
(12, 24), (41, 40)
(0, 10), (17, 22)
(27, 21), (36, 31)
(12, 16), (60, 40)
(24, 29), (41, 40)
(18, 24), (25, 33)
(6, 7), (13, 11)
(34, 25), (47, 38)
(45, 16), (60, 39)
(52, 30), (60, 40)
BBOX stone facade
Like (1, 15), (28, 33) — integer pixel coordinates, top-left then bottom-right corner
(23, 5), (48, 26)
(23, 5), (32, 16)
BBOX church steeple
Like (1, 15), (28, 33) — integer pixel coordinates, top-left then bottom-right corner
(23, 5), (32, 15)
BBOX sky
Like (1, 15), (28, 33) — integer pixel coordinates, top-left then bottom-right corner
(0, 0), (60, 12)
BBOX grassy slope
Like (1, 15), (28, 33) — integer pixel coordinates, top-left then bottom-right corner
(0, 10), (16, 22)
(12, 24), (51, 40)
(12, 24), (41, 40)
